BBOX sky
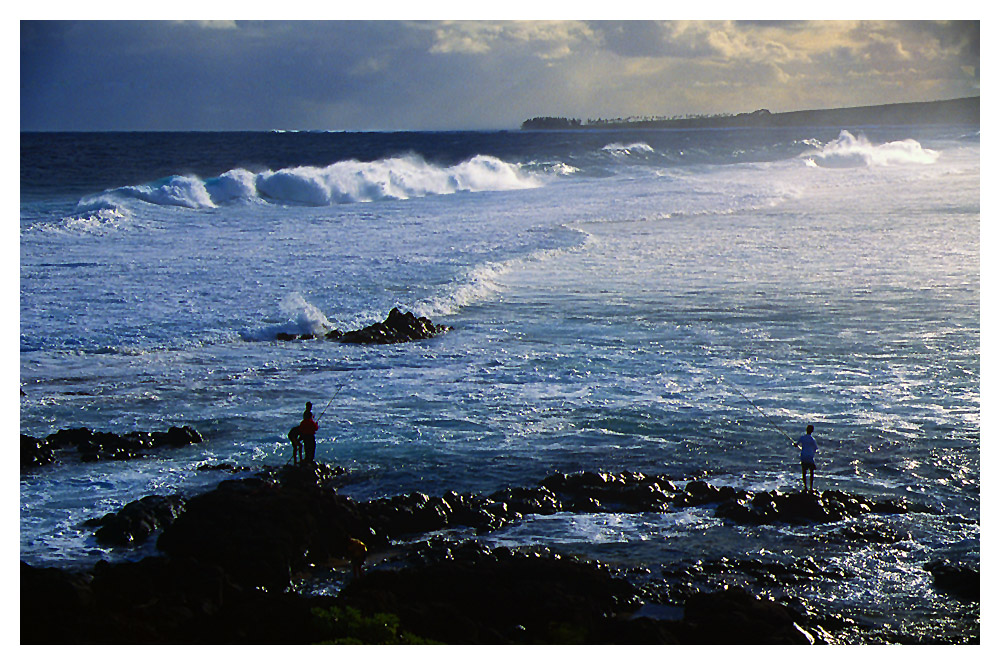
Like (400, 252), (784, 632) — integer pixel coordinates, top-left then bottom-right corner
(19, 17), (980, 131)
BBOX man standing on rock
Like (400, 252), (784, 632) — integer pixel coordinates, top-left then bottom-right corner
(299, 402), (319, 463)
(794, 425), (818, 492)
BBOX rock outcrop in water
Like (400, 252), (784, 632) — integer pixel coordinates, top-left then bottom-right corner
(20, 425), (203, 468)
(334, 307), (451, 344)
(275, 308), (451, 344)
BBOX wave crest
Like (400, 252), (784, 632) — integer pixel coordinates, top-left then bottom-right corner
(802, 130), (939, 168)
(79, 154), (541, 211)
(602, 142), (655, 157)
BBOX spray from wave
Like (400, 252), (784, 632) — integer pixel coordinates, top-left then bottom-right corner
(242, 292), (338, 341)
(602, 142), (655, 157)
(801, 130), (939, 168)
(78, 154), (541, 211)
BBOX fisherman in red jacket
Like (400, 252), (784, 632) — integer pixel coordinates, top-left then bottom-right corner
(299, 401), (319, 463)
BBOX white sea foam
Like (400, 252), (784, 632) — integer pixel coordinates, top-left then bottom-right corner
(602, 142), (655, 157)
(83, 175), (218, 209)
(801, 130), (939, 168)
(280, 292), (336, 335)
(27, 204), (132, 235)
(415, 261), (513, 319)
(415, 232), (593, 318)
(242, 292), (337, 341)
(205, 168), (261, 203)
(79, 154), (541, 211)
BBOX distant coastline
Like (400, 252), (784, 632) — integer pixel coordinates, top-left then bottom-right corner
(521, 96), (980, 130)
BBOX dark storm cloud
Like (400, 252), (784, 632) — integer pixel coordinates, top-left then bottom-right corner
(20, 20), (981, 131)
(21, 21), (439, 130)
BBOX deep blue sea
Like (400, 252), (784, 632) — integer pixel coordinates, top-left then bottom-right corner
(19, 126), (979, 640)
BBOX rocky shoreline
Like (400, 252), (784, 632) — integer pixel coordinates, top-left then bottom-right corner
(21, 442), (980, 644)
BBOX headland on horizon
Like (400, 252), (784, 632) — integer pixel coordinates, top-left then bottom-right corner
(521, 96), (980, 130)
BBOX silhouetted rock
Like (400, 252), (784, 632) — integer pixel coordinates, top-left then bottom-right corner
(22, 425), (204, 466)
(338, 540), (638, 644)
(84, 494), (187, 546)
(541, 471), (680, 512)
(157, 466), (379, 591)
(681, 588), (813, 644)
(338, 308), (451, 344)
(273, 308), (448, 343)
(21, 434), (55, 468)
(924, 560), (979, 600)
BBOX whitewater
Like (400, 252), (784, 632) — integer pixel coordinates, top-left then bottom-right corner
(20, 126), (979, 641)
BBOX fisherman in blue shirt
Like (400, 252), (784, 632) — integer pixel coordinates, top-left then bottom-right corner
(794, 425), (819, 492)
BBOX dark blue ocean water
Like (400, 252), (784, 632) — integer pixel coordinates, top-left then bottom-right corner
(20, 126), (980, 641)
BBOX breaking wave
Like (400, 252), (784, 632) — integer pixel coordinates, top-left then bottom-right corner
(602, 142), (655, 157)
(242, 292), (338, 341)
(801, 130), (940, 168)
(78, 154), (542, 211)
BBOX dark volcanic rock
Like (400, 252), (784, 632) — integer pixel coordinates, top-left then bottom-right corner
(339, 540), (638, 644)
(84, 494), (188, 546)
(338, 539), (818, 644)
(338, 308), (451, 344)
(489, 485), (562, 516)
(364, 491), (455, 537)
(21, 562), (97, 643)
(272, 308), (450, 343)
(681, 588), (812, 644)
(157, 465), (380, 591)
(541, 471), (680, 512)
(25, 425), (204, 465)
(21, 434), (55, 468)
(924, 560), (979, 600)
(21, 557), (323, 644)
(712, 485), (937, 526)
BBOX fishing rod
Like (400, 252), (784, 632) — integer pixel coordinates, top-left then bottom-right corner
(317, 381), (348, 421)
(716, 375), (797, 445)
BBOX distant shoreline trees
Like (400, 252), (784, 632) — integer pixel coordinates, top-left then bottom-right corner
(520, 117), (583, 129)
(519, 97), (979, 131)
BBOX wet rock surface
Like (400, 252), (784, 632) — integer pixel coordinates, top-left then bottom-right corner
(22, 463), (978, 644)
(274, 308), (451, 344)
(337, 307), (451, 344)
(21, 425), (203, 467)
(924, 559), (979, 600)
(84, 494), (188, 546)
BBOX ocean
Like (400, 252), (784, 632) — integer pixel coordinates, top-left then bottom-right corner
(19, 125), (979, 641)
